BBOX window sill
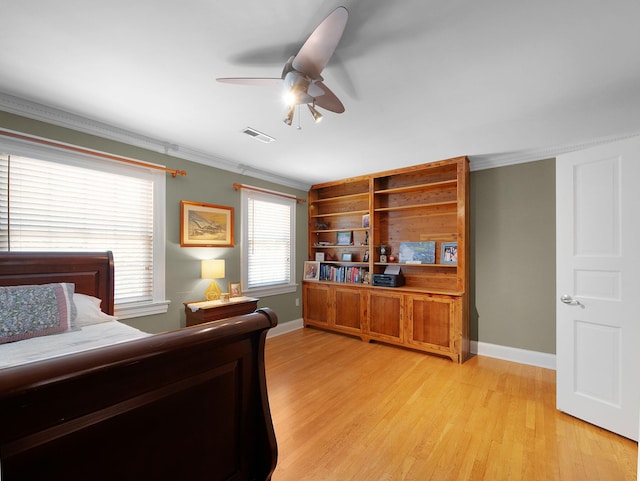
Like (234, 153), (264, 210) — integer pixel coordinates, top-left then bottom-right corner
(115, 300), (171, 320)
(243, 283), (298, 298)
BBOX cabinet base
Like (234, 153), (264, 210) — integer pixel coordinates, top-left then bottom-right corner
(304, 323), (464, 363)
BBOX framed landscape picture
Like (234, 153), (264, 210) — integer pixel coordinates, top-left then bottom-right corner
(336, 231), (352, 246)
(180, 200), (234, 247)
(398, 241), (436, 264)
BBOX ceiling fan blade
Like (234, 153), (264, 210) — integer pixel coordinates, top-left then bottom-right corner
(227, 42), (302, 66)
(313, 82), (345, 113)
(216, 77), (283, 87)
(292, 6), (348, 80)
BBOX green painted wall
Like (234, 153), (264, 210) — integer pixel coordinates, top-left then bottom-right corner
(1, 111), (558, 353)
(0, 111), (308, 333)
(470, 159), (556, 354)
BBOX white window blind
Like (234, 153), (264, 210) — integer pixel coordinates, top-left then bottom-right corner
(241, 188), (296, 296)
(0, 151), (163, 310)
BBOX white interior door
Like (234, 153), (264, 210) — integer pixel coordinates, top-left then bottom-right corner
(556, 136), (640, 442)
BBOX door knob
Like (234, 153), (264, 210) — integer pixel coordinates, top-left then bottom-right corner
(560, 294), (580, 305)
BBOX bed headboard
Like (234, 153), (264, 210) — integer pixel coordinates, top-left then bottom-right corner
(0, 252), (115, 315)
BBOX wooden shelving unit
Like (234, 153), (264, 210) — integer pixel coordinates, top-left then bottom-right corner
(303, 156), (470, 363)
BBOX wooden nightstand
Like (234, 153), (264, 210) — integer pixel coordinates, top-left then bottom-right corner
(184, 297), (259, 327)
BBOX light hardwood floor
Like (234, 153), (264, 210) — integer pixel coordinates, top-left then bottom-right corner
(265, 328), (637, 481)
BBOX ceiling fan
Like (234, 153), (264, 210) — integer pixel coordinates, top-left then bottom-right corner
(217, 6), (349, 127)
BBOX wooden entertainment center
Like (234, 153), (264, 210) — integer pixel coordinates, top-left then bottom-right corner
(303, 156), (469, 363)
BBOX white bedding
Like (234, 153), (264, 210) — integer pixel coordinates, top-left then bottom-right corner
(0, 320), (150, 369)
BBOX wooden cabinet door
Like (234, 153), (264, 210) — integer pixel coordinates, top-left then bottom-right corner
(406, 294), (460, 360)
(368, 290), (403, 343)
(303, 283), (332, 327)
(333, 286), (365, 334)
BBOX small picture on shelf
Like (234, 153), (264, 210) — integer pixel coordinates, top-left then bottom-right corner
(441, 242), (458, 265)
(336, 231), (352, 245)
(229, 282), (242, 298)
(303, 261), (320, 281)
(361, 214), (370, 228)
(363, 250), (370, 262)
(315, 252), (325, 262)
(342, 253), (352, 262)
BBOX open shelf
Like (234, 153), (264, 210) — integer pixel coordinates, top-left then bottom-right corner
(311, 192), (369, 203)
(374, 201), (457, 212)
(374, 179), (457, 195)
(311, 210), (369, 218)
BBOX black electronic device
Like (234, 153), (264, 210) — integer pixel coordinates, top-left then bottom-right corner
(372, 273), (405, 287)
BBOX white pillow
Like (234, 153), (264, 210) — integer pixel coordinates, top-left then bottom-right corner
(73, 293), (118, 327)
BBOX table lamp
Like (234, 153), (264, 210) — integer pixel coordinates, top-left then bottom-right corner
(201, 259), (225, 300)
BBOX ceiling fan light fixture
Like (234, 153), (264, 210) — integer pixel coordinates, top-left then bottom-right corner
(308, 103), (323, 123)
(218, 7), (348, 122)
(284, 105), (295, 125)
(283, 90), (297, 106)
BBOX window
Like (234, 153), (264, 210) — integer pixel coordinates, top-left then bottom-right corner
(0, 138), (168, 319)
(241, 187), (296, 297)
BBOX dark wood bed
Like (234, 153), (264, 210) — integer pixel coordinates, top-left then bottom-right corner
(0, 252), (278, 481)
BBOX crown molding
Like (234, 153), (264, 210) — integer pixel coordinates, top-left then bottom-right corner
(0, 92), (310, 191)
(469, 132), (640, 171)
(3, 92), (638, 181)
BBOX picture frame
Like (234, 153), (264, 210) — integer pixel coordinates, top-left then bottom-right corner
(441, 242), (458, 265)
(363, 250), (370, 262)
(229, 281), (242, 298)
(180, 200), (234, 247)
(303, 261), (320, 281)
(361, 214), (370, 228)
(342, 253), (352, 262)
(336, 231), (352, 246)
(315, 252), (325, 262)
(399, 241), (436, 264)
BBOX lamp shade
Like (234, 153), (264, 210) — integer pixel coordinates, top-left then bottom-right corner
(201, 259), (225, 279)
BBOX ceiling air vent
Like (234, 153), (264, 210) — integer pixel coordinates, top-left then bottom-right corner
(242, 127), (275, 144)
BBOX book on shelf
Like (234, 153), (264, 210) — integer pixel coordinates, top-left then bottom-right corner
(319, 264), (369, 284)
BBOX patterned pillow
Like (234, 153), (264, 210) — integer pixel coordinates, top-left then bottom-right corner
(0, 283), (77, 344)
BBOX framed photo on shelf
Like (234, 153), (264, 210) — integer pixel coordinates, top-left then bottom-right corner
(363, 250), (370, 262)
(361, 214), (370, 228)
(336, 231), (353, 245)
(229, 282), (242, 298)
(303, 261), (320, 281)
(180, 200), (234, 247)
(315, 252), (325, 261)
(441, 242), (458, 264)
(342, 253), (353, 261)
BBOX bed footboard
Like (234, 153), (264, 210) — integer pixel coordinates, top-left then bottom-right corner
(0, 308), (278, 481)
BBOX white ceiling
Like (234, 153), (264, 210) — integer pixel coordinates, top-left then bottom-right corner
(2, 0), (640, 189)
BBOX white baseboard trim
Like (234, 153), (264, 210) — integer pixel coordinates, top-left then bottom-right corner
(265, 322), (556, 370)
(471, 340), (556, 370)
(267, 318), (304, 338)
